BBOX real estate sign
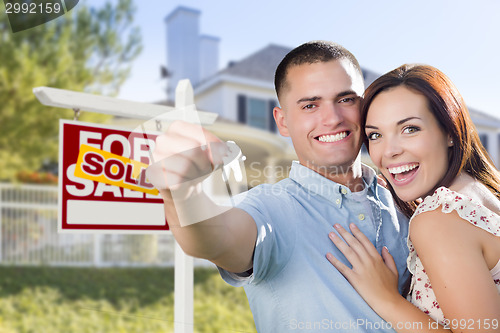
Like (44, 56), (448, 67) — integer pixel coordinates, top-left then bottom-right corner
(58, 119), (169, 233)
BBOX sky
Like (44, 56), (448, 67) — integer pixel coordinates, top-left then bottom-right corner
(86, 0), (500, 119)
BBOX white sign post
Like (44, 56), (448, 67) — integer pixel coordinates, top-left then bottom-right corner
(173, 80), (194, 333)
(34, 80), (212, 333)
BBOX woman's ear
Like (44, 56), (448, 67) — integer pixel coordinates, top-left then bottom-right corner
(448, 135), (454, 147)
(273, 106), (290, 137)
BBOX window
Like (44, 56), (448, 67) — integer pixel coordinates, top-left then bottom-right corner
(479, 133), (489, 150)
(248, 98), (267, 129)
(237, 94), (278, 132)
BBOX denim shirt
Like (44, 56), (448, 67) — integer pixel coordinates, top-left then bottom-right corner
(219, 162), (410, 332)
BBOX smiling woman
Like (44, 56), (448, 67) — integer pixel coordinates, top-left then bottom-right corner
(361, 64), (500, 217)
(364, 85), (452, 203)
(326, 64), (500, 333)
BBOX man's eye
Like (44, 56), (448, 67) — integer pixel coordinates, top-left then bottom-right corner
(303, 104), (316, 110)
(339, 97), (356, 104)
(367, 132), (381, 141)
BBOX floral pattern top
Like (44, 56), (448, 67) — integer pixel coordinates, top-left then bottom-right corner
(407, 186), (500, 325)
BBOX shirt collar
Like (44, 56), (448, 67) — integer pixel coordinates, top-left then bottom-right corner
(288, 161), (379, 202)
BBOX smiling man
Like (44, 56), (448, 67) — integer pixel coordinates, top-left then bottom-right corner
(150, 41), (410, 332)
(273, 56), (365, 188)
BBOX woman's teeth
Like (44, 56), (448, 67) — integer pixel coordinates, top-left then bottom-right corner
(388, 164), (419, 182)
(388, 163), (419, 175)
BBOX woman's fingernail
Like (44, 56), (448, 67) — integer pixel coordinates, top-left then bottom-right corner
(326, 253), (333, 260)
(329, 232), (336, 239)
(350, 223), (357, 229)
(383, 246), (389, 253)
(334, 224), (341, 229)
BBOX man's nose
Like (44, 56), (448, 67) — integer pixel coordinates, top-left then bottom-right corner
(321, 103), (343, 126)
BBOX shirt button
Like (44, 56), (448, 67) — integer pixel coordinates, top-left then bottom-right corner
(341, 188), (347, 195)
(358, 214), (365, 221)
(335, 199), (341, 205)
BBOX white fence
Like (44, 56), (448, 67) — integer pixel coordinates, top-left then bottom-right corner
(0, 183), (206, 267)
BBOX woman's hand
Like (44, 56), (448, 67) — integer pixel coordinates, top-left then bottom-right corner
(326, 223), (401, 314)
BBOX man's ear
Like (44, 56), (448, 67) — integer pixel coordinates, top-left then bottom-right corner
(273, 106), (290, 137)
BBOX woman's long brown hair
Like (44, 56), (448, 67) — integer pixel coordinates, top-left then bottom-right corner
(362, 64), (500, 218)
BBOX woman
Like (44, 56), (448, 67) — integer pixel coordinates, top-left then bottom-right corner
(326, 64), (500, 332)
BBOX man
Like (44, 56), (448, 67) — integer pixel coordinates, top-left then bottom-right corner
(149, 41), (409, 332)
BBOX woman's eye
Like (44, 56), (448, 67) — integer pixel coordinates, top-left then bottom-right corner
(367, 132), (381, 140)
(403, 126), (420, 134)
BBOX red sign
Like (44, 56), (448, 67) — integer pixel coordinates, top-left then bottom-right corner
(58, 120), (169, 233)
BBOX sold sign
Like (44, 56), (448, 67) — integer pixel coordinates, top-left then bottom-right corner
(74, 144), (158, 196)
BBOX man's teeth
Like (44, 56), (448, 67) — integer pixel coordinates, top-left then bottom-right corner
(388, 164), (419, 174)
(317, 132), (347, 143)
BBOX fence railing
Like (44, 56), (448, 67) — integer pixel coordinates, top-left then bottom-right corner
(0, 183), (210, 267)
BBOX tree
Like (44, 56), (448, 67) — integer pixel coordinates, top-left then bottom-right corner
(0, 0), (142, 181)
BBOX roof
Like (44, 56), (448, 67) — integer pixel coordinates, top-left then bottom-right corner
(196, 43), (500, 125)
(361, 68), (381, 88)
(212, 44), (389, 90)
(468, 107), (500, 128)
(218, 44), (291, 83)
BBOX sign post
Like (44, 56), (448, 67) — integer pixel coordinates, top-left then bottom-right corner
(34, 80), (212, 333)
(173, 80), (194, 333)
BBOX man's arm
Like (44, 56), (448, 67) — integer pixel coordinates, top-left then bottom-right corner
(149, 121), (257, 273)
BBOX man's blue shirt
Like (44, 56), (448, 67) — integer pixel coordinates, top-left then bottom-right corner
(219, 162), (410, 332)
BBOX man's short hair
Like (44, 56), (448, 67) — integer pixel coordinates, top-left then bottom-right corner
(274, 41), (362, 100)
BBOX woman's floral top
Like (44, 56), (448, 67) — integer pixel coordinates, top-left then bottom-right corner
(407, 187), (500, 325)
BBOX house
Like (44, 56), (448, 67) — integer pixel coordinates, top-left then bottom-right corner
(469, 108), (500, 166)
(163, 6), (500, 187)
(164, 7), (297, 187)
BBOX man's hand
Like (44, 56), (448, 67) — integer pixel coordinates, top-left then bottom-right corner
(147, 120), (229, 199)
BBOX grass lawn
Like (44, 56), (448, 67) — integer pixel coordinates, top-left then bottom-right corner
(0, 266), (256, 333)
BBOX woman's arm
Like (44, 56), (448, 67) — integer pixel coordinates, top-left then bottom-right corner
(409, 209), (500, 332)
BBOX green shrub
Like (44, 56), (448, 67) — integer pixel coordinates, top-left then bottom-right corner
(0, 266), (256, 333)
